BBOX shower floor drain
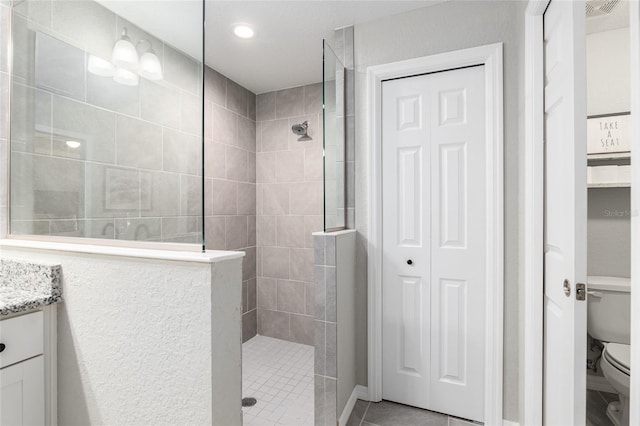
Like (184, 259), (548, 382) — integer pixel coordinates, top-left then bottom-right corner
(242, 397), (257, 407)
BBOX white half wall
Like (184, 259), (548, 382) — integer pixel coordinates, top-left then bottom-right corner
(0, 243), (243, 425)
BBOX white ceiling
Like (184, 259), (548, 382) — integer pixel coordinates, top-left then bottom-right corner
(204, 1), (443, 93)
(99, 0), (444, 94)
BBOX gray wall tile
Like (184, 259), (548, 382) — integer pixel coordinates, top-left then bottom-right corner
(247, 278), (257, 311)
(238, 183), (256, 215)
(325, 322), (337, 378)
(276, 86), (304, 119)
(180, 174), (202, 216)
(242, 309), (257, 343)
(226, 79), (248, 117)
(163, 44), (199, 95)
(35, 32), (85, 101)
(290, 182), (322, 215)
(277, 280), (306, 314)
(225, 145), (247, 181)
(11, 153), (85, 220)
(87, 72), (140, 116)
(277, 215), (304, 248)
(304, 83), (322, 115)
(261, 119), (288, 152)
(210, 179), (237, 215)
(257, 308), (289, 340)
(248, 216), (256, 246)
(262, 184), (289, 215)
(257, 215), (276, 247)
(257, 277), (277, 310)
(115, 115), (162, 170)
(257, 152), (276, 183)
(256, 92), (275, 121)
(276, 150), (304, 182)
(290, 314), (314, 346)
(51, 95), (115, 164)
(226, 216), (248, 250)
(181, 92), (202, 136)
(51, 0), (116, 59)
(262, 246), (289, 279)
(243, 247), (257, 280)
(237, 115), (256, 152)
(205, 216), (226, 250)
(163, 129), (201, 175)
(205, 67), (226, 106)
(290, 248), (313, 282)
(213, 104), (237, 145)
(247, 91), (256, 121)
(205, 139), (225, 179)
(141, 171), (181, 218)
(140, 80), (181, 129)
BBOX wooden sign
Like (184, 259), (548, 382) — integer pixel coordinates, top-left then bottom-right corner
(587, 113), (631, 154)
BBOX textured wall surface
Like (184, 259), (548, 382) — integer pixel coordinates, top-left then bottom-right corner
(7, 0), (203, 243)
(255, 83), (323, 346)
(0, 245), (242, 425)
(353, 1), (526, 421)
(0, 1), (8, 239)
(203, 66), (257, 342)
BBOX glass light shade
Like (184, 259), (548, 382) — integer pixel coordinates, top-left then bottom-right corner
(87, 54), (115, 77)
(138, 51), (163, 81)
(112, 37), (139, 70)
(113, 67), (139, 86)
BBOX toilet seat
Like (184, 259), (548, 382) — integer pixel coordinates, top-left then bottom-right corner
(604, 343), (631, 376)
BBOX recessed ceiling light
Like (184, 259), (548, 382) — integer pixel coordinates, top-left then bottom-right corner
(233, 24), (254, 39)
(65, 140), (81, 149)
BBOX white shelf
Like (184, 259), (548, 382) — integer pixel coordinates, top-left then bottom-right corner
(588, 183), (631, 188)
(588, 152), (631, 161)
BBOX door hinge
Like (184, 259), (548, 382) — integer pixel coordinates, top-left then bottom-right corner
(576, 283), (586, 301)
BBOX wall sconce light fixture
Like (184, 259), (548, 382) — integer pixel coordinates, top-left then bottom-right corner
(88, 27), (163, 86)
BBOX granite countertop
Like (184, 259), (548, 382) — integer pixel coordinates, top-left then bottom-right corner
(0, 258), (63, 316)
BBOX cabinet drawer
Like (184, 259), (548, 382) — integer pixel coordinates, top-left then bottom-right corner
(0, 311), (44, 368)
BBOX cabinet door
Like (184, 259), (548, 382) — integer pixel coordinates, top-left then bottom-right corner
(1, 356), (45, 426)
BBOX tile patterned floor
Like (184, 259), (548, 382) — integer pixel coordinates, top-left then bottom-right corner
(347, 400), (478, 426)
(586, 389), (618, 426)
(242, 335), (314, 426)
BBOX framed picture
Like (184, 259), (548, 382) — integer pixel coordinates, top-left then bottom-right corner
(587, 112), (631, 155)
(105, 168), (152, 211)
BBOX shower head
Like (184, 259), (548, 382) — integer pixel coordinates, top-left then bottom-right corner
(291, 121), (312, 141)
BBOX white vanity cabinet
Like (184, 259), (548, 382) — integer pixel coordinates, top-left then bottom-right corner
(0, 308), (57, 426)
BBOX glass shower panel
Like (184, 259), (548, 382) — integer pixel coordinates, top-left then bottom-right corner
(322, 40), (346, 231)
(9, 0), (204, 247)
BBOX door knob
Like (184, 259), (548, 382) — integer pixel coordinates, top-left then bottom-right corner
(0, 343), (5, 353)
(563, 279), (571, 297)
(407, 259), (413, 265)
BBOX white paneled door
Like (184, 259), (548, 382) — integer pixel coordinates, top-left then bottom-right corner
(543, 1), (588, 425)
(381, 66), (486, 423)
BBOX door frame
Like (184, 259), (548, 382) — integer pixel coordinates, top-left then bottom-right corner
(367, 43), (504, 425)
(523, 1), (640, 424)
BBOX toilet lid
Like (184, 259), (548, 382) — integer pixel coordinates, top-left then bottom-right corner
(605, 343), (630, 375)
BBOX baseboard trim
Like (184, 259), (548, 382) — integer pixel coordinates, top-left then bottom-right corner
(338, 385), (369, 426)
(587, 374), (616, 394)
(339, 387), (518, 426)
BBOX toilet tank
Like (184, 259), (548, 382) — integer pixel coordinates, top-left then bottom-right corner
(587, 276), (631, 344)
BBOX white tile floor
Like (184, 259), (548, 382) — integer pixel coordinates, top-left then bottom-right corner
(242, 335), (314, 426)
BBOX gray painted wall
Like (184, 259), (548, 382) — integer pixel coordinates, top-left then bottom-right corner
(588, 188), (631, 277)
(353, 1), (526, 422)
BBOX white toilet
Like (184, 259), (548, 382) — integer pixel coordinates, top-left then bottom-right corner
(587, 275), (631, 426)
